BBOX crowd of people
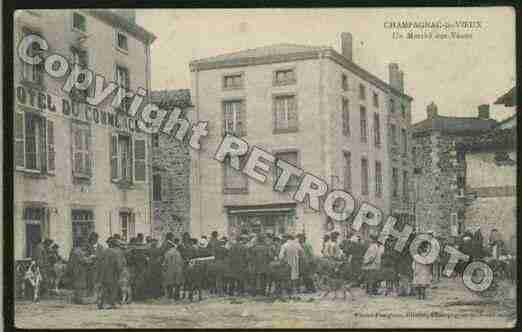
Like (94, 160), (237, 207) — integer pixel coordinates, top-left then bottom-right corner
(21, 226), (515, 308)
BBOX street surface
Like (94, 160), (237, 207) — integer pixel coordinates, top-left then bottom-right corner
(15, 278), (516, 329)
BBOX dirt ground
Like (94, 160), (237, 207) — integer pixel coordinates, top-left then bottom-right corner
(14, 278), (516, 329)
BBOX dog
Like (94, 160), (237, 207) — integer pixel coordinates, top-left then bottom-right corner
(24, 261), (42, 302)
(119, 267), (132, 304)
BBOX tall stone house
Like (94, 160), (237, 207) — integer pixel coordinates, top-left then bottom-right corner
(454, 88), (517, 253)
(189, 32), (413, 253)
(411, 102), (498, 240)
(13, 10), (155, 259)
(150, 89), (192, 240)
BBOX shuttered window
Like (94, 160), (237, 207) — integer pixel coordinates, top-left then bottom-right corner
(110, 133), (119, 180)
(15, 112), (25, 168)
(273, 95), (298, 132)
(342, 98), (350, 136)
(343, 152), (351, 191)
(360, 106), (367, 142)
(375, 161), (382, 197)
(134, 138), (146, 182)
(374, 113), (381, 147)
(72, 122), (92, 178)
(223, 100), (245, 137)
(361, 158), (369, 195)
(15, 111), (53, 174)
(274, 151), (299, 191)
(224, 156), (247, 194)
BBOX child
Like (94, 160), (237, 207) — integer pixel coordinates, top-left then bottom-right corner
(412, 242), (433, 300)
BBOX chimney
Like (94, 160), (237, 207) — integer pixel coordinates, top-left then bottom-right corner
(427, 102), (438, 119)
(341, 32), (353, 61)
(398, 70), (404, 93)
(478, 104), (490, 119)
(388, 63), (400, 91)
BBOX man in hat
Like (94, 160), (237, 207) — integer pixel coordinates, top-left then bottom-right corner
(96, 237), (125, 309)
(362, 234), (384, 295)
(279, 233), (304, 294)
(250, 233), (272, 296)
(146, 238), (163, 298)
(226, 234), (249, 296)
(67, 238), (90, 304)
(297, 233), (316, 293)
(162, 238), (185, 300)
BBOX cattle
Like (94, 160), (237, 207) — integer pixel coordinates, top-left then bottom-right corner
(24, 261), (42, 302)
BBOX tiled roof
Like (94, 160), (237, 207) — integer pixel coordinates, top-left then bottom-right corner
(190, 43), (413, 101)
(456, 127), (517, 151)
(413, 115), (497, 133)
(191, 43), (329, 64)
(494, 87), (516, 107)
(150, 89), (192, 109)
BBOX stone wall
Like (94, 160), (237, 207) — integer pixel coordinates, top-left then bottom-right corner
(151, 121), (191, 240)
(412, 132), (465, 238)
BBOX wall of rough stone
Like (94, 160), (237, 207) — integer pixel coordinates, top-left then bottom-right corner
(151, 132), (191, 240)
(412, 131), (464, 238)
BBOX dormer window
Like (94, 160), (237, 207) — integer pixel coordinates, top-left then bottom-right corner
(223, 73), (244, 90)
(72, 12), (86, 33)
(116, 31), (128, 52)
(273, 69), (296, 86)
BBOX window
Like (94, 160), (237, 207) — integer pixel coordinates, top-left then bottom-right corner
(224, 156), (248, 194)
(21, 29), (44, 85)
(70, 47), (89, 100)
(152, 133), (159, 148)
(223, 100), (245, 136)
(390, 99), (395, 113)
(403, 170), (409, 201)
(72, 12), (86, 32)
(342, 98), (350, 136)
(391, 124), (398, 145)
(115, 65), (131, 111)
(110, 134), (147, 183)
(412, 146), (417, 165)
(401, 128), (408, 155)
(274, 69), (296, 86)
(15, 112), (55, 174)
(373, 113), (381, 147)
(120, 211), (135, 242)
(274, 151), (299, 191)
(116, 31), (128, 52)
(273, 95), (298, 133)
(375, 161), (382, 197)
(360, 106), (367, 142)
(401, 104), (406, 117)
(343, 152), (351, 191)
(359, 84), (366, 100)
(392, 167), (399, 197)
(373, 92), (379, 107)
(342, 74), (348, 91)
(71, 209), (95, 248)
(24, 207), (47, 258)
(72, 122), (92, 178)
(223, 73), (244, 89)
(153, 173), (162, 201)
(361, 158), (369, 195)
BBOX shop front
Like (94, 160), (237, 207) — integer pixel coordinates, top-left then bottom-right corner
(226, 203), (297, 237)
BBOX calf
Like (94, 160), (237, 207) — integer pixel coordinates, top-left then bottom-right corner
(24, 261), (42, 302)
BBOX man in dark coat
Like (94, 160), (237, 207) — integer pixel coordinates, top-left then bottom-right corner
(250, 234), (272, 296)
(226, 235), (249, 295)
(96, 237), (125, 309)
(67, 238), (90, 304)
(146, 239), (163, 298)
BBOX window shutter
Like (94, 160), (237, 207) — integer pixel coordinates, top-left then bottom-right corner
(110, 133), (119, 180)
(15, 112), (25, 168)
(239, 101), (246, 137)
(39, 119), (47, 173)
(85, 128), (92, 176)
(222, 103), (227, 136)
(47, 120), (55, 173)
(133, 137), (146, 182)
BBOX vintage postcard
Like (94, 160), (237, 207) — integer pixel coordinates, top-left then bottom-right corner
(9, 7), (517, 329)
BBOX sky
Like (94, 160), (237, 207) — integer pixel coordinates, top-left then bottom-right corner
(136, 8), (516, 124)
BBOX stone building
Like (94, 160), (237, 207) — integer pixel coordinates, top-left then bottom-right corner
(189, 33), (413, 253)
(13, 10), (155, 259)
(150, 89), (192, 239)
(411, 102), (498, 239)
(454, 88), (517, 253)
